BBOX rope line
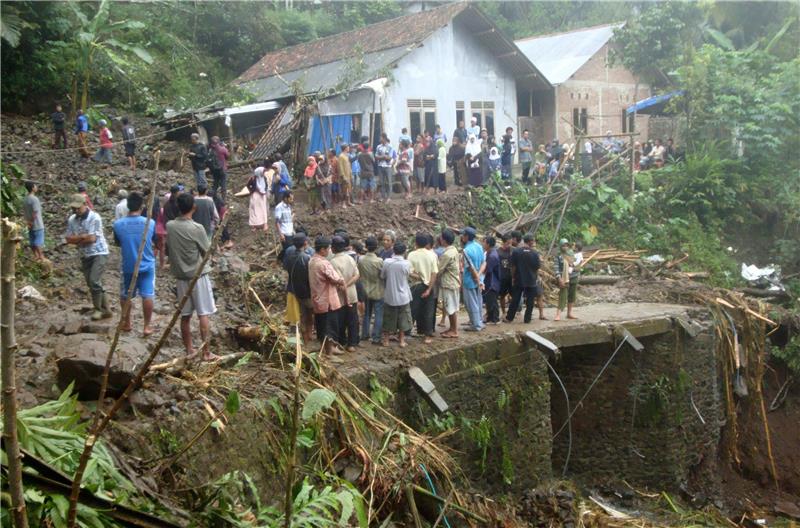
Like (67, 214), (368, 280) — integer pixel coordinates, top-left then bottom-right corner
(0, 118), (210, 156)
(552, 335), (628, 440)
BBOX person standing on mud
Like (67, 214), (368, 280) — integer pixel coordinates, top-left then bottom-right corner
(437, 229), (461, 338)
(74, 109), (90, 159)
(375, 134), (395, 202)
(284, 233), (314, 343)
(93, 119), (113, 167)
(121, 117), (136, 171)
(113, 192), (156, 336)
(187, 133), (208, 188)
(208, 136), (230, 199)
(358, 142), (376, 203)
(166, 193), (218, 361)
(309, 236), (346, 355)
(408, 232), (438, 344)
(23, 181), (45, 261)
(330, 236), (360, 352)
(461, 227), (485, 332)
(504, 234), (541, 324)
(65, 193), (112, 320)
(554, 238), (577, 321)
(358, 236), (384, 344)
(381, 242), (412, 348)
(51, 104), (67, 149)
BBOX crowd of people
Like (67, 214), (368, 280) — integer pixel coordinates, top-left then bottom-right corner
(281, 225), (585, 356)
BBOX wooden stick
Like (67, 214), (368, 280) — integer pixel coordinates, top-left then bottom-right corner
(714, 297), (777, 326)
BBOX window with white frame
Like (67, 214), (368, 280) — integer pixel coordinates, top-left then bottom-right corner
(470, 101), (495, 136)
(408, 99), (437, 139)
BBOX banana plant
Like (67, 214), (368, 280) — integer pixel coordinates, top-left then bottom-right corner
(66, 0), (153, 110)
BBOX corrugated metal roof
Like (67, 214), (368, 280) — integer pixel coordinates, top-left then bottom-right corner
(515, 23), (624, 85)
(239, 46), (413, 101)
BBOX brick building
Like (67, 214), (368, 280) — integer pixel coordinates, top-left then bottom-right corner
(515, 23), (651, 145)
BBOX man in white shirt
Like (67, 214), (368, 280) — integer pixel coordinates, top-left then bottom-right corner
(274, 190), (295, 247)
(114, 189), (129, 220)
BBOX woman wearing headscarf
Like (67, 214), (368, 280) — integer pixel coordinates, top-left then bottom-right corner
(447, 136), (466, 187)
(465, 134), (483, 188)
(248, 164), (270, 234)
(304, 156), (321, 215)
(436, 139), (447, 193)
(488, 146), (501, 180)
(424, 131), (438, 193)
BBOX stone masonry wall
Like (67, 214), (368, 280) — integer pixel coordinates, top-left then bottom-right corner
(550, 323), (722, 492)
(395, 336), (553, 494)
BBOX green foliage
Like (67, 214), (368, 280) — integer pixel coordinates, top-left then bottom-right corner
(195, 472), (366, 528)
(463, 415), (494, 475)
(302, 388), (336, 422)
(0, 385), (154, 527)
(0, 162), (26, 218)
(772, 336), (800, 377)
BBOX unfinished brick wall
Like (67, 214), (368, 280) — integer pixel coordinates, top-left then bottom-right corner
(553, 43), (651, 143)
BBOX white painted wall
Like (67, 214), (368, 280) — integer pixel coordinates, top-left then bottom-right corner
(381, 19), (519, 144)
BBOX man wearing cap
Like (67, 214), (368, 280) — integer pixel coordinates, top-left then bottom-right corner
(113, 192), (156, 336)
(284, 233), (314, 342)
(76, 181), (94, 210)
(66, 193), (112, 320)
(330, 235), (360, 352)
(93, 119), (113, 166)
(461, 227), (485, 332)
(309, 236), (346, 355)
(115, 189), (130, 221)
(187, 133), (208, 188)
(167, 193), (218, 361)
(358, 236), (384, 344)
(554, 238), (577, 321)
(381, 242), (412, 348)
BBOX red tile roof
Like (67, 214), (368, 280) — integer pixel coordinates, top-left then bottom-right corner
(236, 2), (469, 83)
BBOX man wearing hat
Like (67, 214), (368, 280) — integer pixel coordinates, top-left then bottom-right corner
(115, 189), (129, 220)
(308, 236), (346, 355)
(284, 232), (314, 342)
(65, 193), (112, 320)
(460, 226), (485, 332)
(554, 238), (577, 321)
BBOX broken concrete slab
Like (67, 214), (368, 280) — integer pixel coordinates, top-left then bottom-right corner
(54, 333), (148, 400)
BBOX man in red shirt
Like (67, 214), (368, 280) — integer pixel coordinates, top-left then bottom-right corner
(93, 119), (113, 166)
(308, 236), (346, 355)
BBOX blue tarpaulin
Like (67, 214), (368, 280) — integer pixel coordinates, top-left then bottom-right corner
(307, 115), (353, 155)
(626, 90), (685, 115)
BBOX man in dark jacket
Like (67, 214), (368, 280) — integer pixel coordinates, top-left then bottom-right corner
(188, 133), (208, 188)
(285, 233), (314, 342)
(504, 233), (541, 324)
(52, 104), (67, 149)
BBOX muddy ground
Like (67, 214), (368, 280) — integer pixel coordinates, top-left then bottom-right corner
(3, 114), (798, 524)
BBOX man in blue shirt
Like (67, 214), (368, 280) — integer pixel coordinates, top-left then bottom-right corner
(75, 109), (90, 159)
(460, 227), (485, 331)
(113, 191), (157, 336)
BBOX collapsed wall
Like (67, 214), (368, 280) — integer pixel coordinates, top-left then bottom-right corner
(389, 306), (723, 496)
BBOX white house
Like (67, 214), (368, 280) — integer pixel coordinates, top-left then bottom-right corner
(235, 3), (550, 156)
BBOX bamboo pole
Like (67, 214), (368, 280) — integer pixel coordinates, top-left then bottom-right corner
(284, 326), (303, 528)
(1, 219), (29, 528)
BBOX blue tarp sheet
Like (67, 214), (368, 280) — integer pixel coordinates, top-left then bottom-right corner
(307, 115), (352, 155)
(626, 90), (685, 115)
